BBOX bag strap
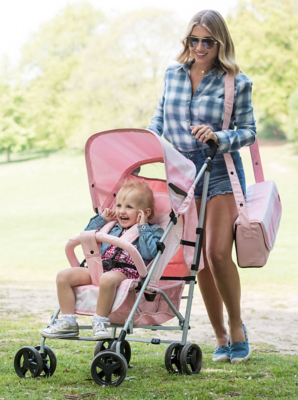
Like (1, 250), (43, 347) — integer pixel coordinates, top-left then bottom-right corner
(222, 74), (255, 238)
(223, 74), (265, 182)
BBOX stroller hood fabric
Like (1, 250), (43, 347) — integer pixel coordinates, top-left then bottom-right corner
(85, 129), (197, 215)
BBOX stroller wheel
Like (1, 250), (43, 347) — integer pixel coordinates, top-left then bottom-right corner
(94, 340), (113, 357)
(35, 345), (57, 377)
(180, 343), (202, 375)
(14, 346), (44, 378)
(164, 342), (183, 374)
(90, 350), (128, 386)
(110, 340), (131, 365)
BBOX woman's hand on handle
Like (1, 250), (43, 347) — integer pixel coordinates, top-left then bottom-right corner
(190, 125), (219, 145)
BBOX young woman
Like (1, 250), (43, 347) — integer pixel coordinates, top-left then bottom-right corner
(148, 10), (256, 363)
(41, 180), (163, 340)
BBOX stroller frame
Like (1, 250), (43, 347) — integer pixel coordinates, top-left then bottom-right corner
(14, 132), (217, 386)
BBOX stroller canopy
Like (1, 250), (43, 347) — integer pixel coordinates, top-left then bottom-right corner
(85, 129), (196, 214)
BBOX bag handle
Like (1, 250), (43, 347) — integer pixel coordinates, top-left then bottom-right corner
(222, 74), (261, 238)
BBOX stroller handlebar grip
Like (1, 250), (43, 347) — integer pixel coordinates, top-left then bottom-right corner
(65, 236), (81, 267)
(206, 139), (218, 160)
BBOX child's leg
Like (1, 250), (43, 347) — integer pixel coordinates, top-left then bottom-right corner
(92, 271), (127, 340)
(41, 267), (92, 338)
(56, 267), (92, 314)
(96, 271), (127, 317)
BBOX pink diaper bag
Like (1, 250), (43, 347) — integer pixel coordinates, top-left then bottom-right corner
(222, 75), (282, 268)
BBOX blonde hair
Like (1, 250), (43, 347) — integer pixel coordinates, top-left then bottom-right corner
(116, 180), (155, 219)
(177, 10), (240, 77)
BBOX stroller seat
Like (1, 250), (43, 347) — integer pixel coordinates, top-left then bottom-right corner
(66, 178), (186, 326)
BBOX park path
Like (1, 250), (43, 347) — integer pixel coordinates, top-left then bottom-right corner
(1, 284), (297, 356)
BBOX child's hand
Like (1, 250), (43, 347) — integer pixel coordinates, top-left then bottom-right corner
(101, 208), (116, 221)
(137, 210), (148, 225)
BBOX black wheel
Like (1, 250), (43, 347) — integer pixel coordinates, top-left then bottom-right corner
(164, 342), (183, 374)
(94, 340), (113, 357)
(180, 343), (202, 375)
(110, 340), (131, 365)
(90, 350), (128, 386)
(14, 346), (44, 378)
(35, 345), (57, 377)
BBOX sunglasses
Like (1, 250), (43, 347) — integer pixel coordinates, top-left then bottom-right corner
(186, 36), (218, 50)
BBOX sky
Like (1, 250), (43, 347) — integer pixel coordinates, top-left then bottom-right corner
(0, 0), (238, 66)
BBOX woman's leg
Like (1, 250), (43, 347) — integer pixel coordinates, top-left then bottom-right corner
(96, 271), (127, 317)
(56, 267), (92, 314)
(196, 194), (245, 344)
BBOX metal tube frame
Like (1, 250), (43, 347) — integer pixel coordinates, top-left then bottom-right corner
(40, 156), (212, 357)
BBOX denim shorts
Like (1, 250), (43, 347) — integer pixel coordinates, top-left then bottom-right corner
(178, 149), (246, 201)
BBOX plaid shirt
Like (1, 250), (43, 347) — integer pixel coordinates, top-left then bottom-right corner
(147, 61), (256, 153)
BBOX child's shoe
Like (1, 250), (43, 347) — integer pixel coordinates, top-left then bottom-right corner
(92, 316), (111, 340)
(41, 318), (79, 338)
(212, 345), (231, 362)
(230, 323), (251, 363)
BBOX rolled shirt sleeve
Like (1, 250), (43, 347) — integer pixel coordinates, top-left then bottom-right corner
(216, 78), (256, 153)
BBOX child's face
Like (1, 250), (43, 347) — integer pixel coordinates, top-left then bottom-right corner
(116, 190), (146, 228)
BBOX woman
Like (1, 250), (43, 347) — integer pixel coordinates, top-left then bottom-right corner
(147, 10), (256, 363)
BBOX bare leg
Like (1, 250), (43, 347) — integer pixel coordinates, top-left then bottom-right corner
(196, 194), (245, 344)
(56, 267), (92, 314)
(96, 271), (127, 317)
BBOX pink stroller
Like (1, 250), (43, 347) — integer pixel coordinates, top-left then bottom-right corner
(14, 129), (218, 386)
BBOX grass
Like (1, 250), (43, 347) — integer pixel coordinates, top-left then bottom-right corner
(1, 141), (298, 398)
(1, 314), (298, 399)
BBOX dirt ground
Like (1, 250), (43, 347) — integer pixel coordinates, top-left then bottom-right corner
(1, 284), (297, 356)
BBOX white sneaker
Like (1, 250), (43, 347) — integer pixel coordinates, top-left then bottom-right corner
(92, 319), (111, 340)
(41, 319), (79, 338)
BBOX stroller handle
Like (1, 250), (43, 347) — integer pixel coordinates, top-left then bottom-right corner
(206, 139), (218, 160)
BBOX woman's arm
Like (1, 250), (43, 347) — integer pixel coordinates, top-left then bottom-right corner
(216, 77), (257, 153)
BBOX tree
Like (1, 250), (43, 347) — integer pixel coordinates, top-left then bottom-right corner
(227, 0), (298, 138)
(20, 2), (105, 149)
(63, 8), (183, 146)
(0, 82), (33, 162)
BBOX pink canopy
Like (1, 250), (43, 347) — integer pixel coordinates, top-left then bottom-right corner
(85, 129), (196, 214)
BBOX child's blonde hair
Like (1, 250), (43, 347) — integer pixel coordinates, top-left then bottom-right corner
(116, 180), (155, 219)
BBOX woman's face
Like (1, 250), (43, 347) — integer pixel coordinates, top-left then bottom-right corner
(189, 25), (219, 69)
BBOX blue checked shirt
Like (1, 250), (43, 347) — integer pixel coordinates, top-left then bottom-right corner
(147, 61), (256, 153)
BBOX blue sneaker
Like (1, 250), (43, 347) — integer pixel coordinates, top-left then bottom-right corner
(213, 345), (231, 362)
(230, 323), (251, 364)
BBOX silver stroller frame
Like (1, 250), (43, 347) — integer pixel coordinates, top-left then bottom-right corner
(14, 141), (218, 386)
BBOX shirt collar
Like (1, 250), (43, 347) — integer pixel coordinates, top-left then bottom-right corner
(179, 60), (225, 78)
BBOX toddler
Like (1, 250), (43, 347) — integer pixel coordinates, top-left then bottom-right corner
(41, 180), (163, 340)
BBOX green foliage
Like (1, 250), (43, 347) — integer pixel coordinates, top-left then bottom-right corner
(227, 0), (298, 139)
(19, 2), (105, 150)
(0, 69), (34, 161)
(288, 86), (298, 140)
(63, 8), (183, 146)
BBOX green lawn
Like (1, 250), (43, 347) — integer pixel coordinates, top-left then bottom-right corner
(1, 141), (296, 290)
(0, 141), (297, 399)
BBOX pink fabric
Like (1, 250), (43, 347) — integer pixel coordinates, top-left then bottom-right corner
(85, 129), (196, 215)
(223, 74), (282, 267)
(249, 138), (265, 182)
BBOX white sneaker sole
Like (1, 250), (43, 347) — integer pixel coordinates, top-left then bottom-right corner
(40, 330), (79, 338)
(231, 349), (251, 364)
(93, 333), (112, 340)
(213, 355), (230, 362)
